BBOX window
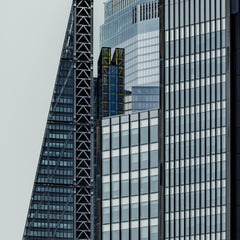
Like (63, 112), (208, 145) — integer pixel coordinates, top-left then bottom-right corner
(112, 132), (119, 149)
(112, 181), (119, 198)
(131, 126), (138, 146)
(131, 203), (138, 220)
(102, 133), (110, 151)
(112, 156), (119, 174)
(141, 150), (148, 169)
(121, 154), (129, 172)
(150, 175), (158, 193)
(102, 183), (110, 199)
(102, 207), (110, 224)
(141, 120), (148, 144)
(141, 177), (148, 194)
(121, 180), (129, 197)
(141, 201), (148, 219)
(102, 158), (110, 175)
(150, 124), (158, 143)
(112, 205), (119, 223)
(121, 130), (129, 148)
(131, 178), (139, 196)
(121, 204), (129, 222)
(150, 200), (158, 218)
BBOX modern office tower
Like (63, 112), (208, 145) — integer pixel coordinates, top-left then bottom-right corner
(97, 109), (160, 240)
(23, 1), (93, 239)
(23, 12), (75, 239)
(93, 47), (125, 239)
(159, 0), (229, 239)
(100, 0), (160, 111)
(96, 47), (125, 119)
(132, 86), (159, 112)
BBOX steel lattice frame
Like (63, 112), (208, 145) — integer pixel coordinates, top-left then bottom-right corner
(74, 0), (93, 239)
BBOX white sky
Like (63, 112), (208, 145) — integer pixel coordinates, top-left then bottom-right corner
(0, 0), (104, 239)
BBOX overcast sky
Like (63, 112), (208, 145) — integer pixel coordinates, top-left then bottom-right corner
(0, 0), (104, 239)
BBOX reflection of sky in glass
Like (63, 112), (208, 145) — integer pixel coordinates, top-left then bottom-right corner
(100, 0), (160, 91)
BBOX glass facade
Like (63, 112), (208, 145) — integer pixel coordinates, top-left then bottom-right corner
(23, 10), (74, 240)
(96, 47), (125, 119)
(98, 109), (160, 239)
(160, 0), (230, 239)
(132, 86), (159, 112)
(100, 0), (160, 111)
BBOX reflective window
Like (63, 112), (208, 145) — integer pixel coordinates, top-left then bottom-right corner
(150, 150), (158, 168)
(103, 231), (110, 240)
(112, 156), (119, 174)
(131, 178), (139, 196)
(141, 151), (148, 169)
(102, 183), (110, 199)
(150, 200), (158, 218)
(112, 181), (119, 198)
(112, 230), (119, 240)
(141, 177), (148, 194)
(131, 227), (139, 239)
(141, 126), (148, 145)
(112, 205), (119, 223)
(141, 201), (148, 219)
(102, 133), (110, 150)
(112, 131), (119, 149)
(121, 130), (129, 148)
(131, 203), (139, 220)
(102, 207), (110, 224)
(131, 152), (139, 171)
(121, 180), (129, 197)
(121, 154), (129, 172)
(141, 226), (148, 240)
(121, 204), (129, 222)
(150, 175), (158, 193)
(150, 124), (158, 143)
(121, 229), (129, 240)
(102, 158), (110, 175)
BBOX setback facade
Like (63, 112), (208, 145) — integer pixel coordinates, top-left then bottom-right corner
(100, 0), (160, 111)
(97, 109), (160, 239)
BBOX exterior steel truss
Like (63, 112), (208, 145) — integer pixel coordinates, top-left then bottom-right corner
(74, 0), (93, 239)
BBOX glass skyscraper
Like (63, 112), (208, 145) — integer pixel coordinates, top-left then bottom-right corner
(100, 0), (160, 111)
(96, 47), (125, 119)
(97, 109), (160, 240)
(160, 0), (229, 239)
(23, 1), (93, 239)
(23, 0), (240, 239)
(23, 11), (75, 239)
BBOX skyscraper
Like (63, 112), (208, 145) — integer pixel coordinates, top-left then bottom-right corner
(100, 0), (160, 111)
(159, 0), (229, 239)
(97, 0), (240, 240)
(23, 1), (93, 239)
(97, 109), (160, 240)
(23, 0), (240, 239)
(96, 47), (125, 119)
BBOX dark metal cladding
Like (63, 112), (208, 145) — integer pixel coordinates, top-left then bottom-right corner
(231, 4), (240, 239)
(73, 0), (93, 239)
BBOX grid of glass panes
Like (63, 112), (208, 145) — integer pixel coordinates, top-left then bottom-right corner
(23, 13), (74, 239)
(101, 110), (159, 239)
(100, 0), (160, 94)
(163, 0), (227, 239)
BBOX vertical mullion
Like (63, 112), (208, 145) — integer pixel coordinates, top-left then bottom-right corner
(119, 117), (122, 240)
(148, 112), (151, 240)
(110, 120), (112, 237)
